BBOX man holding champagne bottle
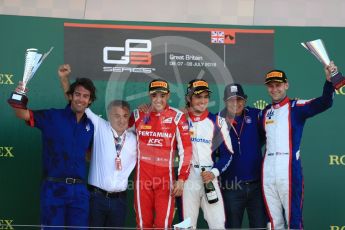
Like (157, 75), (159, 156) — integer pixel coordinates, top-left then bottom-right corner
(181, 79), (233, 229)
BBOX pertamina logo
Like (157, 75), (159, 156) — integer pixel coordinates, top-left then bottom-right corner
(0, 147), (14, 158)
(103, 39), (155, 73)
(0, 219), (14, 230)
(138, 131), (172, 138)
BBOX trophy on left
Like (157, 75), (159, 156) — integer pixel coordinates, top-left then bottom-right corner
(8, 47), (54, 109)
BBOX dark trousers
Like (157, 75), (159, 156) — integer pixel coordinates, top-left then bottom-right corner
(89, 189), (127, 229)
(40, 181), (89, 230)
(222, 180), (267, 229)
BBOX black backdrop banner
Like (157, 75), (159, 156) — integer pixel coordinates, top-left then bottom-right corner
(64, 23), (274, 84)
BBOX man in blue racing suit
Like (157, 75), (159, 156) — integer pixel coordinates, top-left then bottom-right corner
(259, 62), (337, 229)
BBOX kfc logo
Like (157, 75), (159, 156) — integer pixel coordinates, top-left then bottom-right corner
(147, 138), (163, 147)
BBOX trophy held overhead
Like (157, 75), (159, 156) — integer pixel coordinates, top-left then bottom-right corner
(301, 39), (345, 90)
(7, 47), (54, 109)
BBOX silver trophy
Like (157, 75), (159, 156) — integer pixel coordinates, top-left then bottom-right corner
(301, 39), (345, 89)
(8, 47), (54, 109)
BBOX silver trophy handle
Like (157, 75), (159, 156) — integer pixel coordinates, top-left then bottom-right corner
(30, 46), (54, 78)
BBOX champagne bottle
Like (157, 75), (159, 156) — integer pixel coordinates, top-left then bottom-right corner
(201, 167), (218, 204)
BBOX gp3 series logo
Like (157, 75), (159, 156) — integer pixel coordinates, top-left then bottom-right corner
(103, 39), (152, 65)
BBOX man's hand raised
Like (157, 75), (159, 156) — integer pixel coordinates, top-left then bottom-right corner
(58, 64), (71, 79)
(57, 64), (71, 100)
(325, 61), (337, 82)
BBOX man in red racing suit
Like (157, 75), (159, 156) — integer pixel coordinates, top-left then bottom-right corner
(133, 79), (192, 229)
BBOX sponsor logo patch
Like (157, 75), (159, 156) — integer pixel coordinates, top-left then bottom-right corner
(86, 124), (91, 132)
(162, 117), (173, 124)
(191, 137), (212, 144)
(192, 81), (208, 87)
(151, 81), (168, 88)
(266, 110), (274, 119)
(230, 86), (238, 93)
(265, 120), (274, 125)
(244, 116), (252, 124)
(147, 138), (163, 147)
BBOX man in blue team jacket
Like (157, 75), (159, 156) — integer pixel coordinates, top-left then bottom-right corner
(8, 78), (96, 229)
(219, 83), (267, 229)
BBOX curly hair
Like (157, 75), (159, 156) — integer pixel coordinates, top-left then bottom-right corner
(66, 78), (96, 104)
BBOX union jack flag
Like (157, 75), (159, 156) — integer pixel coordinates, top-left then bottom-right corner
(211, 31), (225, 43)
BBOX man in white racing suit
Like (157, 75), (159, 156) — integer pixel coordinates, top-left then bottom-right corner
(182, 79), (233, 229)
